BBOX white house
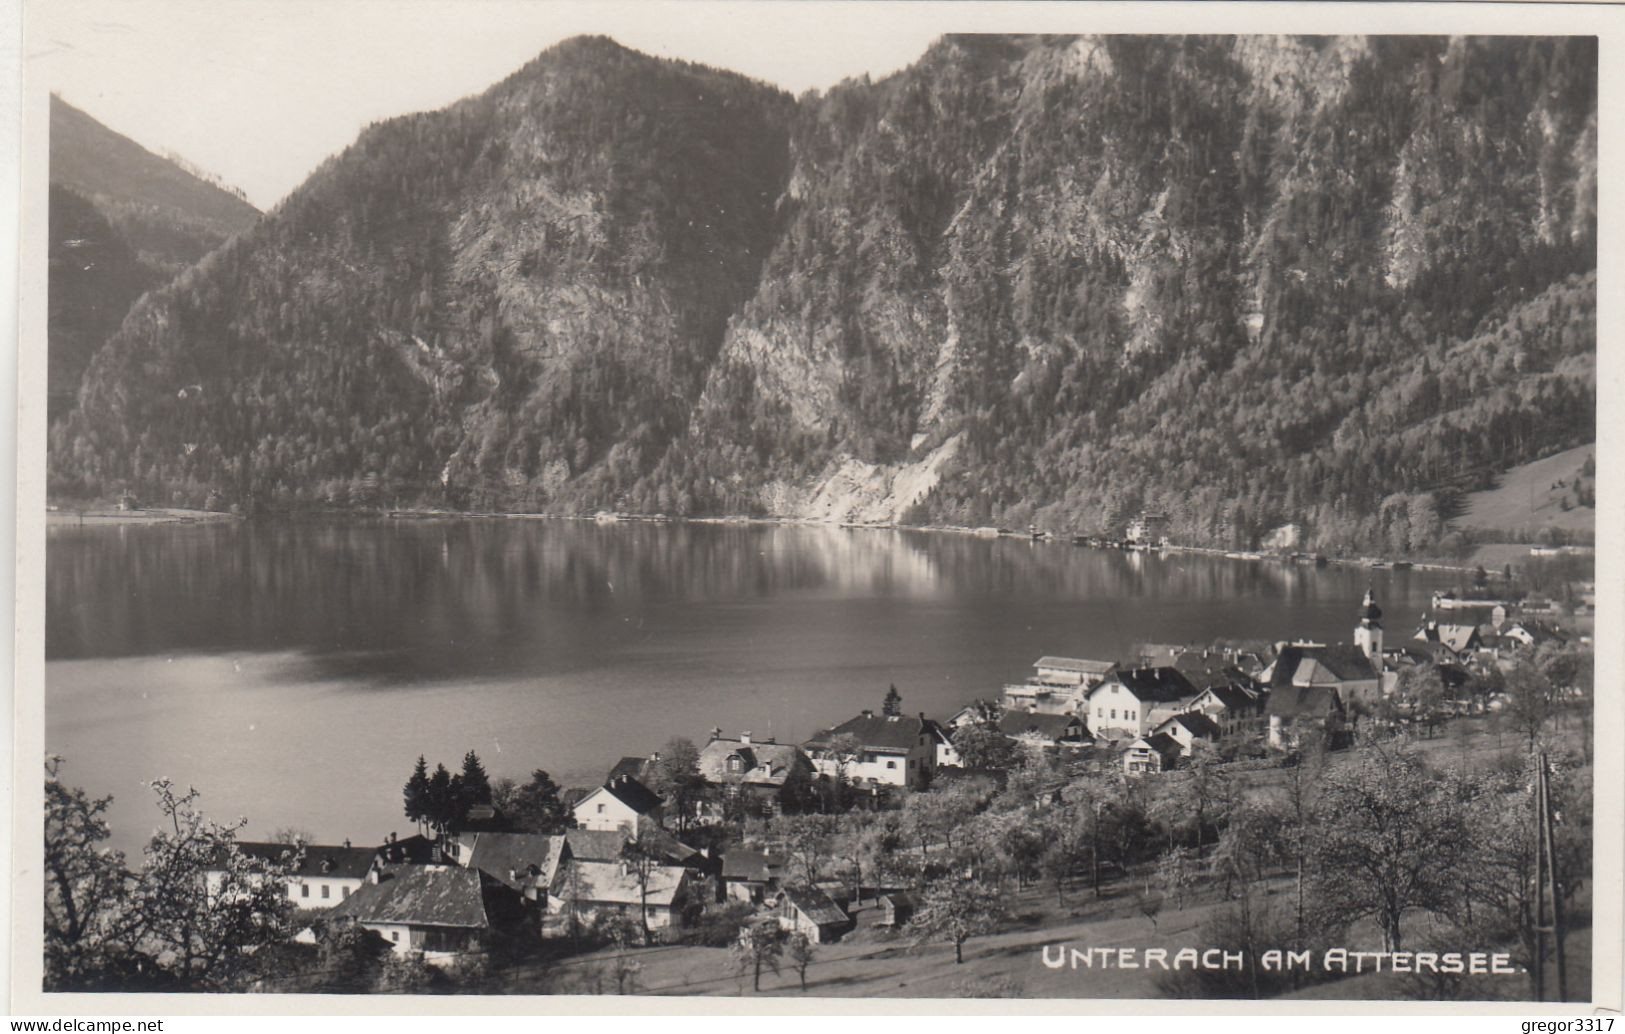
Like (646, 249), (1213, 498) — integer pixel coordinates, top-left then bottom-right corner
(214, 841), (379, 909)
(573, 775), (663, 836)
(803, 710), (939, 788)
(1123, 734), (1181, 775)
(1085, 666), (1200, 740)
(1150, 712), (1223, 757)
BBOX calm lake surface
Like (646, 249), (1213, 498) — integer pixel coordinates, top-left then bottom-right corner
(47, 519), (1463, 853)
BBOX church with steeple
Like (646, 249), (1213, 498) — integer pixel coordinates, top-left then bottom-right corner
(1354, 586), (1383, 668)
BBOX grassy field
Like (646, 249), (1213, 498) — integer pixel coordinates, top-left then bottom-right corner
(1455, 445), (1594, 539)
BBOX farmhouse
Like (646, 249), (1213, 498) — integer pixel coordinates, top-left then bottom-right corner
(458, 832), (568, 903)
(719, 848), (788, 904)
(550, 859), (695, 932)
(325, 864), (524, 965)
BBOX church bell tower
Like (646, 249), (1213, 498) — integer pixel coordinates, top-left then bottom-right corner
(1354, 586), (1383, 667)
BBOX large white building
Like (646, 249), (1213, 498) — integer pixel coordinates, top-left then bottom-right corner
(803, 710), (940, 788)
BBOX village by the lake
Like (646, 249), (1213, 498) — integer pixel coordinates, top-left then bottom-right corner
(43, 524), (1596, 1001)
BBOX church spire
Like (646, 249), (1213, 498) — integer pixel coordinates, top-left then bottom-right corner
(1359, 585), (1383, 628)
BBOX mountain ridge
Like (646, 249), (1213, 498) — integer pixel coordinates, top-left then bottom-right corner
(50, 34), (1596, 555)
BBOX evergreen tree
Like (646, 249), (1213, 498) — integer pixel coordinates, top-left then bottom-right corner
(460, 750), (493, 807)
(425, 764), (454, 835)
(882, 684), (903, 718)
(403, 755), (430, 832)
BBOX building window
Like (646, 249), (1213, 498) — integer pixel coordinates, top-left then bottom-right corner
(322, 884), (330, 899)
(342, 887), (350, 898)
(597, 803), (606, 814)
(301, 883), (310, 898)
(886, 760), (897, 770)
(391, 931), (399, 942)
(1110, 709), (1117, 720)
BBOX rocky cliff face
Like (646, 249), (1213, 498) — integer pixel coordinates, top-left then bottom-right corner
(52, 35), (1596, 551)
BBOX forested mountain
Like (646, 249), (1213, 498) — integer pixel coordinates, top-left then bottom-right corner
(48, 96), (260, 422)
(50, 35), (1596, 554)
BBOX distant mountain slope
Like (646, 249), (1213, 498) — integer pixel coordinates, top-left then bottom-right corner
(1455, 444), (1594, 538)
(50, 35), (1596, 557)
(48, 97), (261, 423)
(50, 96), (259, 273)
(47, 184), (159, 423)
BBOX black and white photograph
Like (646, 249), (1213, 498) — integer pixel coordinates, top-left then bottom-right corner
(10, 0), (1620, 1013)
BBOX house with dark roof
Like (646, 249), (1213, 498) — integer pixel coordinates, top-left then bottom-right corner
(214, 841), (380, 909)
(375, 832), (446, 866)
(1174, 652), (1264, 697)
(1414, 621), (1484, 659)
(774, 885), (853, 943)
(1151, 711), (1223, 757)
(695, 732), (814, 820)
(572, 774), (664, 837)
(325, 864), (524, 965)
(1266, 685), (1348, 749)
(459, 832), (568, 903)
(1184, 684), (1267, 738)
(719, 848), (788, 904)
(1123, 734), (1182, 775)
(1264, 643), (1381, 708)
(1085, 666), (1200, 740)
(997, 710), (1090, 750)
(803, 710), (940, 789)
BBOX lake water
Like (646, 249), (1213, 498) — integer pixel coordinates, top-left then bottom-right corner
(46, 519), (1463, 854)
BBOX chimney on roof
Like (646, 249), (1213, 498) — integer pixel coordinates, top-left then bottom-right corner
(651, 751), (662, 764)
(389, 831), (398, 844)
(343, 838), (351, 849)
(710, 726), (722, 741)
(741, 730), (752, 745)
(861, 709), (874, 719)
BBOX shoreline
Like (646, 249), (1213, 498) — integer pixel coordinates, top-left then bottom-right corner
(46, 503), (1576, 579)
(46, 506), (241, 527)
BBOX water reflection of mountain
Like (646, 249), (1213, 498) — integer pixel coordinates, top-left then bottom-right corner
(47, 521), (1459, 683)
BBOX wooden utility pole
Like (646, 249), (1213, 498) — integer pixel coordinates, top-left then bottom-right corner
(1533, 751), (1568, 1001)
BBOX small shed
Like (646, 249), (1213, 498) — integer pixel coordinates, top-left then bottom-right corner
(775, 885), (852, 944)
(876, 890), (920, 928)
